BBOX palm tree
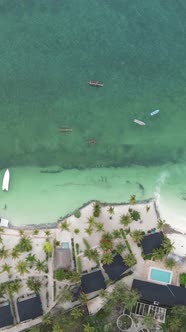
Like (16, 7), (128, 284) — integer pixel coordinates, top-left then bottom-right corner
(16, 260), (29, 275)
(107, 206), (115, 219)
(115, 243), (125, 255)
(52, 323), (64, 332)
(79, 292), (88, 305)
(106, 282), (139, 311)
(157, 219), (165, 231)
(100, 232), (113, 251)
(29, 327), (41, 332)
(45, 230), (51, 236)
(70, 308), (83, 319)
(0, 236), (3, 244)
(83, 323), (96, 332)
(144, 314), (155, 329)
(35, 259), (47, 272)
(57, 287), (72, 303)
(129, 209), (141, 221)
(123, 253), (136, 267)
(87, 216), (95, 226)
(120, 214), (131, 227)
(112, 229), (121, 239)
(32, 229), (39, 235)
(93, 201), (101, 218)
(94, 222), (104, 232)
(146, 205), (150, 212)
(102, 252), (113, 265)
(17, 236), (32, 252)
(129, 194), (136, 205)
(123, 288), (140, 311)
(19, 229), (25, 236)
(84, 248), (99, 264)
(11, 247), (20, 259)
(130, 230), (144, 244)
(42, 313), (52, 326)
(1, 263), (11, 274)
(99, 289), (108, 298)
(26, 278), (41, 293)
(8, 280), (21, 297)
(151, 248), (165, 261)
(165, 258), (176, 269)
(162, 238), (175, 254)
(0, 246), (9, 259)
(60, 220), (70, 231)
(85, 226), (93, 236)
(26, 253), (36, 268)
(0, 227), (4, 233)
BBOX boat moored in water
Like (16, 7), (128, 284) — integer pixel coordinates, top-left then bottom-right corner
(88, 81), (103, 87)
(86, 139), (97, 145)
(150, 109), (160, 116)
(134, 119), (146, 126)
(58, 128), (72, 132)
(2, 169), (10, 191)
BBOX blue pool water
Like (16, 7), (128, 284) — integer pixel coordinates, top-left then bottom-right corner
(150, 268), (172, 284)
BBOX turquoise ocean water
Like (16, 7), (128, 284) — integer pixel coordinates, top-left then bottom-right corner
(0, 1), (186, 227)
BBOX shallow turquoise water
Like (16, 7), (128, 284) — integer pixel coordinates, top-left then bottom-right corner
(0, 1), (186, 227)
(150, 268), (172, 284)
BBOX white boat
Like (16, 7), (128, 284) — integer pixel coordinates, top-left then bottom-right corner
(150, 109), (160, 116)
(0, 218), (9, 228)
(134, 119), (146, 126)
(2, 169), (10, 191)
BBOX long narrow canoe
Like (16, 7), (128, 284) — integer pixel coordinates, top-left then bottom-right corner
(150, 109), (160, 116)
(2, 169), (10, 191)
(134, 119), (146, 126)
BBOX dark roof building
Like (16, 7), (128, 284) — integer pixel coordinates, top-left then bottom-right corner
(103, 254), (129, 281)
(0, 301), (13, 328)
(141, 232), (163, 255)
(132, 279), (186, 307)
(81, 270), (106, 294)
(17, 294), (43, 322)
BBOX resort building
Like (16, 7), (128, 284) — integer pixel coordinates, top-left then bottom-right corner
(81, 270), (106, 294)
(141, 232), (163, 256)
(17, 294), (43, 322)
(0, 301), (13, 328)
(103, 254), (130, 281)
(132, 279), (186, 307)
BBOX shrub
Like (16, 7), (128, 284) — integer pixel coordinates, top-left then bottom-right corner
(179, 273), (186, 287)
(75, 243), (80, 254)
(74, 228), (80, 234)
(74, 210), (81, 218)
(77, 257), (82, 274)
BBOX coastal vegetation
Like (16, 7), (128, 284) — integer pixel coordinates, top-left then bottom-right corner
(179, 273), (186, 287)
(74, 210), (81, 218)
(107, 206), (115, 219)
(93, 201), (101, 218)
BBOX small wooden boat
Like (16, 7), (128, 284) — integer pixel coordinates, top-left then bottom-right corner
(88, 81), (103, 87)
(134, 119), (146, 126)
(86, 139), (97, 145)
(58, 128), (72, 132)
(150, 109), (160, 116)
(2, 169), (10, 191)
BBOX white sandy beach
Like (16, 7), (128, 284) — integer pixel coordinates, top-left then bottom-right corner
(0, 165), (185, 257)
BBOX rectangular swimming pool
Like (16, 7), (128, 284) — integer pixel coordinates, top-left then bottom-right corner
(149, 268), (172, 284)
